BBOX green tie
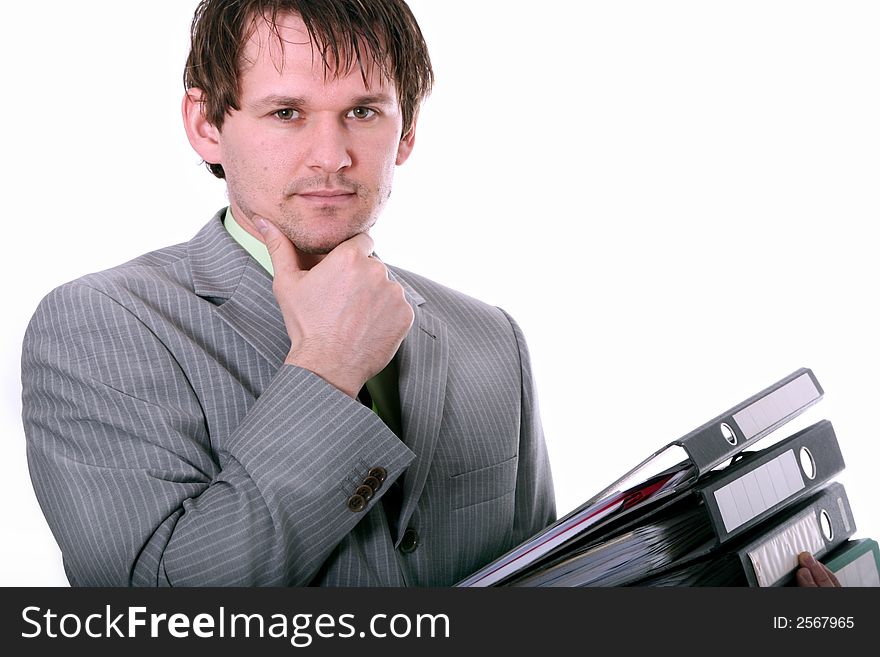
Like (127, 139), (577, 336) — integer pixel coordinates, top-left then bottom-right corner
(362, 358), (405, 528)
(362, 358), (403, 438)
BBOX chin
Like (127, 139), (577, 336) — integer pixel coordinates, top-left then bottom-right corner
(286, 225), (370, 256)
(288, 231), (355, 255)
(294, 243), (336, 256)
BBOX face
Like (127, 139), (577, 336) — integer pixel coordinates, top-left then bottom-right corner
(189, 13), (415, 256)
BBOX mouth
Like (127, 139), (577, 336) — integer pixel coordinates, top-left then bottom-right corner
(297, 189), (357, 203)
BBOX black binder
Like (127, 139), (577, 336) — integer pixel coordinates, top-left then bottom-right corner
(581, 367), (825, 506)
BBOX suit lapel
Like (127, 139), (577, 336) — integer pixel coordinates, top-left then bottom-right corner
(391, 272), (449, 542)
(188, 211), (290, 367)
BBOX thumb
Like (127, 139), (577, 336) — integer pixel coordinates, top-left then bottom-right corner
(254, 216), (306, 275)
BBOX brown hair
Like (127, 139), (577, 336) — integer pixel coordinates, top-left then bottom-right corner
(184, 0), (434, 178)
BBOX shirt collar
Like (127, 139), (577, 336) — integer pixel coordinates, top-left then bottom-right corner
(224, 207), (274, 276)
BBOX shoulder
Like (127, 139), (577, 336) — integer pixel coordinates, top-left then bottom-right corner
(30, 241), (190, 323)
(30, 210), (236, 325)
(24, 243), (191, 347)
(387, 265), (531, 359)
(389, 265), (513, 328)
(64, 240), (192, 299)
(29, 211), (234, 355)
(32, 210), (235, 318)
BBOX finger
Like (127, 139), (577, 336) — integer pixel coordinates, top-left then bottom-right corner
(335, 231), (375, 260)
(254, 216), (307, 274)
(811, 563), (841, 587)
(798, 552), (841, 587)
(796, 566), (816, 587)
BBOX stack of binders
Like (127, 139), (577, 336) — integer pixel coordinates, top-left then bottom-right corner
(457, 368), (879, 587)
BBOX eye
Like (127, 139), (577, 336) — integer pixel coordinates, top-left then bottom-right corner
(274, 108), (300, 121)
(348, 107), (377, 120)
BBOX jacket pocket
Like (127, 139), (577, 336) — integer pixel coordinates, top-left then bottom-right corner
(449, 455), (518, 510)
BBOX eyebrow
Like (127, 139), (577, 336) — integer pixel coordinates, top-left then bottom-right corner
(249, 93), (396, 111)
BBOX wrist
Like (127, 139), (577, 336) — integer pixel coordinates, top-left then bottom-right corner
(284, 351), (364, 399)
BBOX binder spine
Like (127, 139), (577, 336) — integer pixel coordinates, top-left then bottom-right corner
(700, 419), (844, 544)
(675, 368), (823, 476)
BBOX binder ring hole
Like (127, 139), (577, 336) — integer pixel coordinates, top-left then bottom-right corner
(720, 423), (737, 446)
(819, 510), (833, 541)
(799, 447), (817, 480)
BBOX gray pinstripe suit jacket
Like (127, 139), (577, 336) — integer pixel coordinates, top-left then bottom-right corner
(21, 210), (556, 586)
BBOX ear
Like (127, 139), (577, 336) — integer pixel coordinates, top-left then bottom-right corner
(396, 116), (418, 166)
(182, 88), (222, 166)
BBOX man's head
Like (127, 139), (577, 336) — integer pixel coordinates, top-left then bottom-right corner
(182, 0), (433, 257)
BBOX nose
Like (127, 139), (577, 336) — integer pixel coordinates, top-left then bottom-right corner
(305, 117), (353, 173)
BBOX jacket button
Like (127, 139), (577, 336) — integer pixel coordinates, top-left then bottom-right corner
(363, 475), (382, 493)
(399, 528), (420, 554)
(368, 467), (388, 483)
(355, 484), (374, 501)
(347, 494), (367, 512)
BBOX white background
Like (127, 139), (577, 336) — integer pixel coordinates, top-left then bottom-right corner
(1, 1), (877, 586)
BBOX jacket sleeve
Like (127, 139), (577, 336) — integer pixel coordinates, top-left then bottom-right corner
(499, 309), (557, 545)
(21, 282), (414, 586)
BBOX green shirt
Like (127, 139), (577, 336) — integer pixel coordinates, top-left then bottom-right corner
(223, 208), (402, 437)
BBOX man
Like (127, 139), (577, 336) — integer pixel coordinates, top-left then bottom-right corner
(20, 0), (555, 587)
(21, 0), (836, 589)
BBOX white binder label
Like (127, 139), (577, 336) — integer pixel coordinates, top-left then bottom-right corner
(838, 497), (851, 534)
(714, 450), (805, 533)
(748, 510), (825, 587)
(836, 551), (880, 587)
(733, 373), (819, 440)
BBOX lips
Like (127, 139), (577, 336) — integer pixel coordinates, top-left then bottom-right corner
(297, 189), (356, 198)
